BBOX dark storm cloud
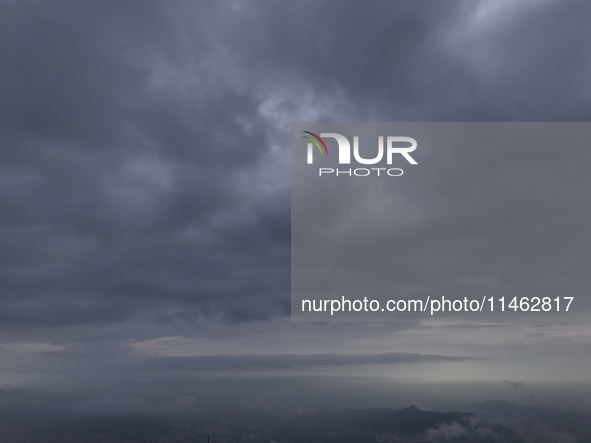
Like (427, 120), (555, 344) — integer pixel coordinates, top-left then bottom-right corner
(1, 0), (591, 333)
(136, 352), (478, 372)
(203, 0), (591, 121)
(204, 1), (466, 104)
(0, 0), (287, 328)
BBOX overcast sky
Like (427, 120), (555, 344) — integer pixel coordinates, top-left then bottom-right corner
(1, 0), (591, 413)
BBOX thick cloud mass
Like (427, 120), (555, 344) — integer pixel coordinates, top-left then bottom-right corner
(0, 0), (591, 406)
(2, 0), (591, 330)
(0, 0), (291, 328)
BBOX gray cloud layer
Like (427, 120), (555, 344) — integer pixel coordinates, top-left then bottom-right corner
(1, 0), (590, 352)
(136, 352), (477, 372)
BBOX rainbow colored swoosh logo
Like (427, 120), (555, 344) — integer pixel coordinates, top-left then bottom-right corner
(302, 131), (328, 155)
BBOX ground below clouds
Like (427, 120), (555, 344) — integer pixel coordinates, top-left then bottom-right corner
(1, 401), (589, 443)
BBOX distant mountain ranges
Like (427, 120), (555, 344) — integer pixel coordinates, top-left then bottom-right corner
(454, 400), (591, 443)
(4, 400), (590, 443)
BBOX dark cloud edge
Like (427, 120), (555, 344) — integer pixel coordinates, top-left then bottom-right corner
(132, 352), (481, 372)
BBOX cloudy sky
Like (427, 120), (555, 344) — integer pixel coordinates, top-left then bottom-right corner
(1, 0), (591, 414)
